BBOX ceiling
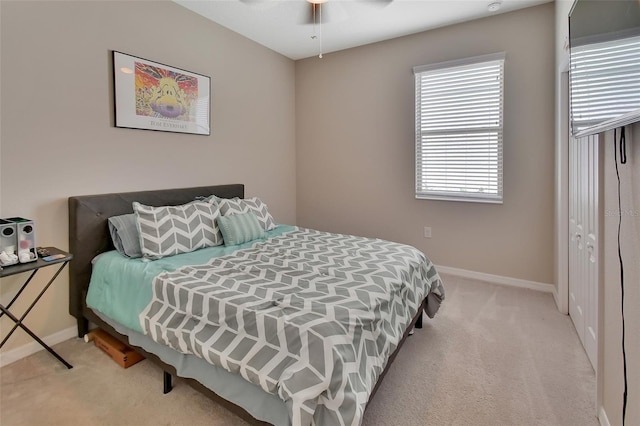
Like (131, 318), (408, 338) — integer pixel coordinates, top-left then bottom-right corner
(174, 0), (552, 60)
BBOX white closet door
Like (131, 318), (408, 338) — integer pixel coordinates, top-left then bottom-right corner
(583, 136), (599, 366)
(569, 136), (585, 345)
(568, 134), (599, 369)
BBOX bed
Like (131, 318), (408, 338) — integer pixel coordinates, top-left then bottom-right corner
(68, 184), (444, 426)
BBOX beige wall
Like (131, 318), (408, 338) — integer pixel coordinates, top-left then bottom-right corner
(0, 1), (296, 352)
(296, 3), (555, 284)
(602, 124), (640, 426)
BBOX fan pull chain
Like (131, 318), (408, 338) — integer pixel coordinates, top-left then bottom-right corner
(312, 3), (317, 39)
(309, 1), (324, 59)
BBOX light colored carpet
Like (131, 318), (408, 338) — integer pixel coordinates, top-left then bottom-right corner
(0, 274), (597, 426)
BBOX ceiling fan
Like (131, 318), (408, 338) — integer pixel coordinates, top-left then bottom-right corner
(239, 0), (393, 58)
(300, 0), (392, 58)
(302, 0), (393, 25)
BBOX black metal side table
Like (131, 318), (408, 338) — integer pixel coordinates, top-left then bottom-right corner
(0, 246), (73, 369)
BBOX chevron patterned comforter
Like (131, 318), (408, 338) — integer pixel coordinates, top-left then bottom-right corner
(140, 227), (444, 426)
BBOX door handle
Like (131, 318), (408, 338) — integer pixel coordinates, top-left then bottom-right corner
(587, 243), (595, 262)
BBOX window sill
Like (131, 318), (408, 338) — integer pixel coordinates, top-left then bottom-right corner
(416, 194), (503, 204)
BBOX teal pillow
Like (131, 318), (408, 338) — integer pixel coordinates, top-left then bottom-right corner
(217, 212), (265, 246)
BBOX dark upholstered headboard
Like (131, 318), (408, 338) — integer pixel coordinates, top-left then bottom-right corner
(68, 184), (244, 325)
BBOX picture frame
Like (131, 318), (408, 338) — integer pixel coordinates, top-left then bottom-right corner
(113, 51), (210, 135)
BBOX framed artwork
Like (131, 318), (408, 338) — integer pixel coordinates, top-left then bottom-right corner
(113, 51), (210, 135)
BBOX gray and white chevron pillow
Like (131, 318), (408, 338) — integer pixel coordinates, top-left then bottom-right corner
(218, 197), (277, 231)
(133, 201), (223, 260)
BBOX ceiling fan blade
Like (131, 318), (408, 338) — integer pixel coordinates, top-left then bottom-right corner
(237, 0), (280, 11)
(367, 0), (393, 7)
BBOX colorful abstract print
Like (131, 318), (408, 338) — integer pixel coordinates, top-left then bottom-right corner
(135, 62), (198, 122)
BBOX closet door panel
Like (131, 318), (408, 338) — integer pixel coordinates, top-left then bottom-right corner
(568, 134), (599, 370)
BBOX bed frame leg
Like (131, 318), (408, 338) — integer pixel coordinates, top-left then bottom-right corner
(414, 311), (423, 329)
(163, 371), (173, 394)
(77, 317), (89, 338)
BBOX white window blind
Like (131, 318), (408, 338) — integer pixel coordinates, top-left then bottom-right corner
(570, 35), (640, 134)
(414, 53), (505, 203)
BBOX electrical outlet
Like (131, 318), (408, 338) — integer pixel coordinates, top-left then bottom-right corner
(423, 227), (432, 238)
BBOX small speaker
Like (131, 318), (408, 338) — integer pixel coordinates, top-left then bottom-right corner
(5, 217), (37, 263)
(0, 219), (18, 266)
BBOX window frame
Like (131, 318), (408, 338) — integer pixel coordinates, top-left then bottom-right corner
(414, 52), (505, 204)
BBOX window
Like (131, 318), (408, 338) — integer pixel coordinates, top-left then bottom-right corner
(414, 53), (505, 203)
(570, 35), (640, 135)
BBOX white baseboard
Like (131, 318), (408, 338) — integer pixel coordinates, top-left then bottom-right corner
(552, 285), (561, 308)
(0, 325), (77, 368)
(598, 406), (611, 426)
(436, 265), (555, 293)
